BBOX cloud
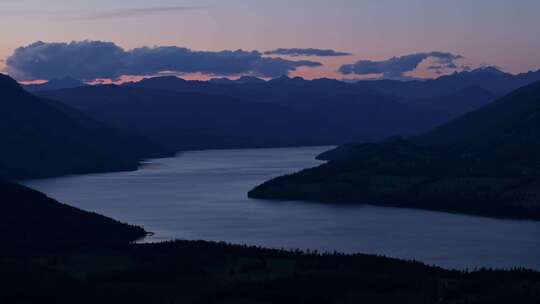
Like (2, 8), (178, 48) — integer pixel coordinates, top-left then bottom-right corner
(428, 62), (470, 74)
(264, 48), (351, 57)
(427, 65), (443, 70)
(81, 6), (204, 19)
(249, 57), (321, 77)
(6, 41), (322, 80)
(0, 6), (203, 19)
(339, 52), (463, 79)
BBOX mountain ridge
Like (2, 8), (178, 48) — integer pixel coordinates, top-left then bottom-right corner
(248, 80), (540, 220)
(0, 74), (168, 180)
(39, 84), (447, 152)
(0, 179), (146, 251)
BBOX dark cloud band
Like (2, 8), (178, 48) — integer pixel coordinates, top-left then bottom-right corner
(339, 52), (463, 79)
(6, 41), (323, 81)
(264, 48), (351, 57)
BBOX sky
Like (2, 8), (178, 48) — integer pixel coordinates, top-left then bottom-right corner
(1, 0), (539, 81)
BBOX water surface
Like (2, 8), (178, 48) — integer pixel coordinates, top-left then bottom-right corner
(23, 147), (540, 270)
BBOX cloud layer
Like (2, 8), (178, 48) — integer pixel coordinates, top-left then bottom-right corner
(264, 48), (351, 57)
(339, 52), (462, 79)
(6, 41), (322, 80)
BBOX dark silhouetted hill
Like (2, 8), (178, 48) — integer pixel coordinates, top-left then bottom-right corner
(236, 75), (266, 84)
(415, 80), (540, 147)
(39, 85), (445, 151)
(3, 239), (540, 303)
(0, 74), (167, 179)
(249, 81), (540, 220)
(409, 85), (496, 117)
(0, 180), (146, 251)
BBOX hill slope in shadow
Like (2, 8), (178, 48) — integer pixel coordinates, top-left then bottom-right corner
(0, 74), (167, 180)
(249, 81), (540, 220)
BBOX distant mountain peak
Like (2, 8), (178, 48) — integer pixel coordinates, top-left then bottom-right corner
(209, 77), (235, 84)
(269, 75), (306, 84)
(311, 77), (346, 85)
(236, 76), (265, 84)
(41, 77), (86, 89)
(469, 66), (507, 75)
(271, 75), (291, 81)
(441, 66), (509, 80)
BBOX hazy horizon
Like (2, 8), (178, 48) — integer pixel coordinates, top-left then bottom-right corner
(1, 0), (539, 82)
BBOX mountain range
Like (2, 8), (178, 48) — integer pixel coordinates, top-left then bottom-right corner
(6, 66), (540, 180)
(38, 83), (445, 152)
(35, 67), (539, 153)
(356, 67), (540, 100)
(3, 63), (540, 303)
(0, 74), (167, 180)
(125, 67), (540, 116)
(249, 80), (540, 220)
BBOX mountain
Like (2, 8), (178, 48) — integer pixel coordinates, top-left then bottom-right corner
(209, 76), (265, 85)
(301, 94), (447, 139)
(127, 68), (540, 104)
(33, 68), (540, 158)
(249, 81), (540, 220)
(38, 84), (446, 152)
(0, 179), (146, 251)
(0, 74), (166, 179)
(124, 67), (540, 119)
(235, 76), (265, 84)
(23, 76), (87, 92)
(415, 80), (540, 147)
(125, 76), (237, 97)
(209, 77), (236, 84)
(409, 85), (496, 117)
(125, 75), (368, 106)
(39, 85), (337, 151)
(357, 67), (540, 100)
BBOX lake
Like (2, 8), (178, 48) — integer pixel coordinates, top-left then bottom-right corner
(23, 146), (540, 270)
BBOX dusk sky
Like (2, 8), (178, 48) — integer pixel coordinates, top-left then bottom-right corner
(1, 0), (539, 81)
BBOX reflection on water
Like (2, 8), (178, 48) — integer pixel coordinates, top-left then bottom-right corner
(23, 146), (540, 270)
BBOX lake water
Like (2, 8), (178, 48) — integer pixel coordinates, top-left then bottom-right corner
(23, 146), (540, 270)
